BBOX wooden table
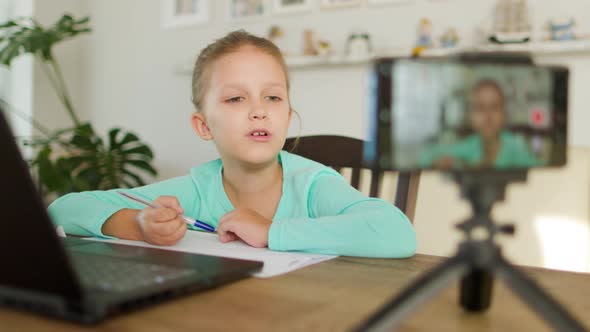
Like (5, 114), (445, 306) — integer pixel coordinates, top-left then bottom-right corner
(1, 254), (589, 331)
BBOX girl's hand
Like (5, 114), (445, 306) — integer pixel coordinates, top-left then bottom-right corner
(136, 196), (187, 246)
(217, 208), (272, 248)
(432, 156), (456, 169)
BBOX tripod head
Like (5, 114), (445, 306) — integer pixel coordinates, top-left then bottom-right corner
(451, 171), (527, 242)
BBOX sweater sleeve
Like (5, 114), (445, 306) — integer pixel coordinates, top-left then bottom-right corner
(47, 175), (199, 238)
(267, 174), (417, 258)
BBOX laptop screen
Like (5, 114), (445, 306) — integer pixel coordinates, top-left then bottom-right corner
(0, 108), (84, 298)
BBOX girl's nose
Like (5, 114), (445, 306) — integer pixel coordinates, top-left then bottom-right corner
(249, 105), (268, 120)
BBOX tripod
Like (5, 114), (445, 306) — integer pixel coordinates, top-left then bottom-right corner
(354, 172), (588, 332)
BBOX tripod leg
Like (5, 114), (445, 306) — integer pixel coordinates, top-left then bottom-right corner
(353, 254), (469, 332)
(460, 268), (494, 312)
(495, 256), (588, 332)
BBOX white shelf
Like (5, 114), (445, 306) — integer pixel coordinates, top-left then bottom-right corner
(175, 40), (590, 73)
(284, 40), (590, 69)
(475, 39), (590, 55)
(283, 48), (458, 68)
(285, 54), (376, 68)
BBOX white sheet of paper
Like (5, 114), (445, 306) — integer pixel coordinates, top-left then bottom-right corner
(85, 231), (337, 278)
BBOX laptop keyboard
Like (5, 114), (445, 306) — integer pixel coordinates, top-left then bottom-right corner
(70, 254), (198, 293)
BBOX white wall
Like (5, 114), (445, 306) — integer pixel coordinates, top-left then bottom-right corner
(33, 0), (590, 271)
(81, 0), (212, 180)
(32, 0), (88, 130)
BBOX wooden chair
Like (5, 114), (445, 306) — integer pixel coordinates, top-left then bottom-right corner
(283, 135), (421, 221)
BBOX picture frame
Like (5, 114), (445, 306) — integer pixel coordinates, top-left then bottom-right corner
(271, 0), (313, 15)
(229, 0), (269, 21)
(320, 0), (362, 8)
(366, 0), (413, 5)
(161, 0), (210, 29)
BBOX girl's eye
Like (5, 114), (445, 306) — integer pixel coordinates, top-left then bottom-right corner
(266, 96), (282, 102)
(225, 96), (244, 103)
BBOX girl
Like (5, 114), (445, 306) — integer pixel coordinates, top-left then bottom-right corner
(423, 79), (539, 170)
(48, 30), (417, 258)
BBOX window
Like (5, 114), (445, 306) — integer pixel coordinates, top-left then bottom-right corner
(0, 0), (34, 158)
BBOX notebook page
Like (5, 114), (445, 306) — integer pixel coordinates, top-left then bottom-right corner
(85, 231), (337, 278)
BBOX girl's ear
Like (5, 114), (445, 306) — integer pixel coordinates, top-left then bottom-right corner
(191, 112), (213, 140)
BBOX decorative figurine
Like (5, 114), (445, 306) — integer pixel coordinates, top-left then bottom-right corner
(268, 25), (288, 54)
(440, 28), (459, 48)
(489, 0), (532, 44)
(303, 29), (318, 56)
(546, 18), (576, 41)
(345, 30), (372, 59)
(268, 25), (283, 45)
(317, 40), (332, 57)
(416, 18), (434, 48)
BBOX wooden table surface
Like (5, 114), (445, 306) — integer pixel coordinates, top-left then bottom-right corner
(1, 254), (589, 331)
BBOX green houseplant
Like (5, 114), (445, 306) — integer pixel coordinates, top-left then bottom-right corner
(0, 14), (157, 196)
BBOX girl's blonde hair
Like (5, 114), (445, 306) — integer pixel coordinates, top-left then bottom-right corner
(191, 29), (290, 113)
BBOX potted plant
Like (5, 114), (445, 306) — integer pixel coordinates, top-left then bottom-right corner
(0, 14), (157, 198)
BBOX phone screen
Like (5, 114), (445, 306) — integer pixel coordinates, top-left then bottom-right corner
(364, 58), (569, 171)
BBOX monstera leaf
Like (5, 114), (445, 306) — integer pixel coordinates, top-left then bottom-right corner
(0, 14), (90, 65)
(30, 123), (157, 196)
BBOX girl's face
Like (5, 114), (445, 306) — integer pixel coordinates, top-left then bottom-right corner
(469, 85), (505, 141)
(193, 45), (291, 167)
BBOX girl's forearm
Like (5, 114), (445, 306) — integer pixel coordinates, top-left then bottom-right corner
(101, 208), (144, 241)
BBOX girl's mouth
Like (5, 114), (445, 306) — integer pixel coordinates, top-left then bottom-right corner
(248, 129), (271, 141)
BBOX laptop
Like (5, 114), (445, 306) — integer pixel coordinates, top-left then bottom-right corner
(0, 109), (263, 324)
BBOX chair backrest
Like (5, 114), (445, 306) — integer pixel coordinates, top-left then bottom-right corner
(283, 135), (420, 221)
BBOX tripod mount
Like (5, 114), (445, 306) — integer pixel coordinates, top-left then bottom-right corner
(354, 171), (587, 332)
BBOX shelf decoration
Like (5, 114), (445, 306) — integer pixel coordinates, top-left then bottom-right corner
(320, 0), (362, 9)
(161, 0), (210, 29)
(229, 0), (268, 21)
(272, 0), (313, 15)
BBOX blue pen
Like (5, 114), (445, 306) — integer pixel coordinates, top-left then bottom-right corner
(117, 191), (215, 233)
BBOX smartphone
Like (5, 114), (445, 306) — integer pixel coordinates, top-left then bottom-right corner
(363, 56), (569, 172)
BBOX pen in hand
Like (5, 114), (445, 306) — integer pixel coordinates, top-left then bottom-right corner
(117, 191), (215, 233)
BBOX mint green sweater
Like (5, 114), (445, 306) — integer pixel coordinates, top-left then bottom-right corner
(419, 131), (539, 169)
(48, 151), (416, 258)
